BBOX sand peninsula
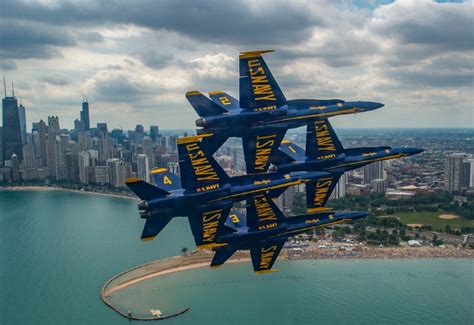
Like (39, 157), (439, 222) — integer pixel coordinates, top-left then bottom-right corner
(0, 185), (137, 201)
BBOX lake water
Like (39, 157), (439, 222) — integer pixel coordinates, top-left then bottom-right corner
(1, 191), (473, 324)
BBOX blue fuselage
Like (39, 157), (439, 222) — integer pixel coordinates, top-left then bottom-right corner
(276, 147), (423, 174)
(217, 211), (367, 248)
(139, 170), (327, 217)
(196, 100), (383, 137)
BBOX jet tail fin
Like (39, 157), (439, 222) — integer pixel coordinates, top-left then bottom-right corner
(242, 127), (287, 174)
(125, 178), (169, 201)
(208, 91), (240, 111)
(251, 239), (286, 274)
(177, 135), (230, 192)
(189, 205), (232, 249)
(306, 172), (342, 213)
(141, 215), (173, 241)
(239, 50), (286, 111)
(246, 193), (286, 229)
(186, 91), (228, 117)
(150, 168), (182, 191)
(211, 245), (238, 268)
(306, 118), (344, 161)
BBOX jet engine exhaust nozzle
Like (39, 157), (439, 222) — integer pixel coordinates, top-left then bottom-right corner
(196, 117), (205, 127)
(138, 200), (148, 210)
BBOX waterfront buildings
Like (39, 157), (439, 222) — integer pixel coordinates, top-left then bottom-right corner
(444, 153), (473, 193)
(137, 154), (150, 182)
(363, 161), (384, 185)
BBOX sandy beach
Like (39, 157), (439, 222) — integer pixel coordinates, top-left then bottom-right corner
(102, 247), (474, 297)
(0, 185), (137, 201)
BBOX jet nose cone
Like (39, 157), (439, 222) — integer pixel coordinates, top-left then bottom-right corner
(346, 101), (384, 111)
(360, 101), (384, 110)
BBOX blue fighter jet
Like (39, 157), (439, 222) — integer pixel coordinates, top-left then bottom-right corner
(186, 50), (384, 174)
(125, 134), (331, 248)
(270, 118), (423, 213)
(210, 193), (367, 273)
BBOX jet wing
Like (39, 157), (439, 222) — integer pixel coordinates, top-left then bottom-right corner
(306, 172), (343, 213)
(141, 215), (173, 241)
(208, 91), (240, 111)
(239, 50), (286, 111)
(250, 239), (286, 274)
(243, 127), (287, 174)
(189, 205), (232, 249)
(306, 118), (344, 160)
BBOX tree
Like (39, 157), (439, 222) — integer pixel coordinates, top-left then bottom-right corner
(181, 247), (189, 256)
(444, 224), (452, 234)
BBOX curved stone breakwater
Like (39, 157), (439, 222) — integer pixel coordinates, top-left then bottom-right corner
(101, 252), (251, 320)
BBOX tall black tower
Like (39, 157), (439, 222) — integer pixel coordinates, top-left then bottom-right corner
(80, 100), (90, 131)
(2, 78), (23, 162)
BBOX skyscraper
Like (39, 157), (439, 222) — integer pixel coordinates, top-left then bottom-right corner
(363, 161), (384, 184)
(2, 80), (23, 162)
(107, 158), (130, 187)
(97, 123), (109, 164)
(80, 100), (90, 131)
(462, 158), (474, 188)
(134, 124), (144, 143)
(46, 116), (60, 179)
(444, 153), (469, 192)
(150, 126), (159, 141)
(18, 103), (27, 145)
(0, 126), (3, 163)
(330, 173), (346, 199)
(35, 120), (48, 167)
(137, 154), (150, 182)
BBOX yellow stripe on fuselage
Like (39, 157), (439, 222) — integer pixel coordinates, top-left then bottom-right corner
(307, 207), (333, 213)
(270, 219), (349, 238)
(328, 154), (402, 169)
(274, 108), (357, 123)
(213, 180), (302, 201)
(125, 177), (140, 183)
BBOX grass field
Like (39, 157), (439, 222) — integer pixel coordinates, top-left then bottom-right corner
(391, 211), (474, 229)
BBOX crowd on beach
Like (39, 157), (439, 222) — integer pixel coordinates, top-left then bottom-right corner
(287, 246), (474, 260)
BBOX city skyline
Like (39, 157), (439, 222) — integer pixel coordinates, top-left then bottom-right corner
(1, 0), (473, 129)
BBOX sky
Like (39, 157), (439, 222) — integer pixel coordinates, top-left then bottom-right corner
(0, 0), (473, 130)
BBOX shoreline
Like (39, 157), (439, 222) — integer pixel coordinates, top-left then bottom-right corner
(103, 247), (474, 296)
(0, 185), (137, 201)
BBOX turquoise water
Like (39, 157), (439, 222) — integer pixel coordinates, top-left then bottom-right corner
(1, 191), (473, 324)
